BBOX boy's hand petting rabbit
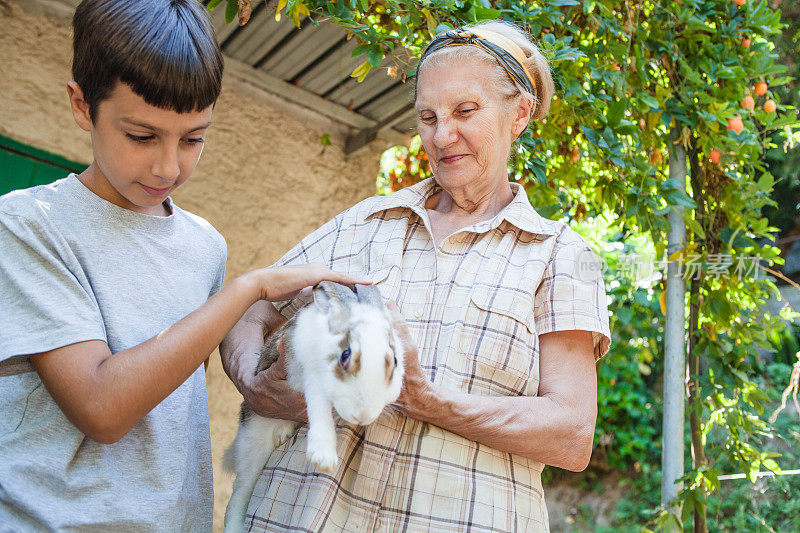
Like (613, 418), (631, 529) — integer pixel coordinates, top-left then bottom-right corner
(223, 281), (405, 533)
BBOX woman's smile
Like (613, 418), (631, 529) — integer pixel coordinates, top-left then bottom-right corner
(439, 153), (469, 164)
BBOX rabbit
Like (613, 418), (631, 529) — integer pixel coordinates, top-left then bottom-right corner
(222, 281), (405, 533)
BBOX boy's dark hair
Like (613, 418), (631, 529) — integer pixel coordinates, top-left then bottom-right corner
(72, 0), (224, 121)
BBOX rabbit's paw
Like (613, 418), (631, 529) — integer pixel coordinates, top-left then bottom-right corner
(306, 437), (338, 473)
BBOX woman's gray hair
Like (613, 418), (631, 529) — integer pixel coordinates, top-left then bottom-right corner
(416, 20), (554, 121)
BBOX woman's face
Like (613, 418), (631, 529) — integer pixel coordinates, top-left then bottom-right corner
(415, 55), (530, 194)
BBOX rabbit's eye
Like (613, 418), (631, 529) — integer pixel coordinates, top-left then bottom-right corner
(340, 347), (351, 365)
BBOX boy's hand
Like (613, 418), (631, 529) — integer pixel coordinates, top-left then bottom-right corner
(250, 264), (370, 301)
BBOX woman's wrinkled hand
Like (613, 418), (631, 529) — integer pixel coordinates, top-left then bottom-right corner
(239, 347), (308, 423)
(386, 301), (438, 422)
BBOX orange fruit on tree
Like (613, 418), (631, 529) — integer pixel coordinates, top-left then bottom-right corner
(763, 100), (776, 113)
(727, 115), (744, 134)
(649, 150), (663, 164)
(742, 95), (755, 110)
(659, 291), (667, 315)
(710, 149), (721, 164)
(754, 81), (768, 95)
(733, 0), (746, 6)
(741, 37), (751, 48)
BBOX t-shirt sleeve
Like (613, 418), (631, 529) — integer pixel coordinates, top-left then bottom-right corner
(533, 232), (611, 361)
(270, 214), (344, 319)
(0, 211), (106, 364)
(209, 234), (227, 297)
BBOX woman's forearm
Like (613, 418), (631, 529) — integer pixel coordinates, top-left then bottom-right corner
(390, 302), (598, 472)
(406, 386), (596, 471)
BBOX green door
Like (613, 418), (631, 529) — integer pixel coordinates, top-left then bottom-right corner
(0, 135), (87, 196)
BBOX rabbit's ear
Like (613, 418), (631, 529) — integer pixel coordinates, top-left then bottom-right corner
(354, 284), (384, 308)
(313, 281), (357, 313)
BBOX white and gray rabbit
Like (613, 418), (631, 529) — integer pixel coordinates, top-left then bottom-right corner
(223, 281), (405, 533)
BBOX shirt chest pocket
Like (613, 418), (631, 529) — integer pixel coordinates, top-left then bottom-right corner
(453, 285), (538, 397)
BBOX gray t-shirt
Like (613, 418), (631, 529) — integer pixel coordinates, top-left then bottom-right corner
(0, 174), (226, 532)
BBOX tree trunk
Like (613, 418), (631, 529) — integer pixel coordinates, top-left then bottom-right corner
(688, 144), (708, 533)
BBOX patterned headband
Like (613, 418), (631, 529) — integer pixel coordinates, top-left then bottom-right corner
(419, 28), (538, 112)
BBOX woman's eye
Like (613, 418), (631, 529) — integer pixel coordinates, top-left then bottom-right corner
(184, 137), (205, 145)
(126, 133), (154, 143)
(421, 115), (435, 122)
(459, 108), (476, 115)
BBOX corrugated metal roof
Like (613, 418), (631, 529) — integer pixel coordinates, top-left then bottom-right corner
(207, 1), (417, 152)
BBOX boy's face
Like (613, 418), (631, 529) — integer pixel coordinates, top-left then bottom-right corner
(68, 81), (214, 216)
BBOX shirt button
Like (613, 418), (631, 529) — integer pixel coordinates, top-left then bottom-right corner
(414, 308), (424, 318)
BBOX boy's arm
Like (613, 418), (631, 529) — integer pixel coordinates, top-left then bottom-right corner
(30, 265), (364, 444)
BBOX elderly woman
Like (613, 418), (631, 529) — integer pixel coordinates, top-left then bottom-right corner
(221, 20), (610, 532)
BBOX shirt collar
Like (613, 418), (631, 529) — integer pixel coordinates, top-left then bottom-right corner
(365, 178), (560, 236)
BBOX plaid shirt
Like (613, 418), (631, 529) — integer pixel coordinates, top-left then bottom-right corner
(246, 179), (611, 532)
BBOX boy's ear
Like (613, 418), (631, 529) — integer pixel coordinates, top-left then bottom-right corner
(67, 81), (92, 132)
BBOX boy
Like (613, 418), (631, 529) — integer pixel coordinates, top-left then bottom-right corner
(0, 1), (362, 530)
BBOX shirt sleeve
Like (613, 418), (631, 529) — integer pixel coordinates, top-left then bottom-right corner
(533, 230), (611, 360)
(209, 234), (227, 297)
(270, 214), (344, 319)
(0, 211), (106, 365)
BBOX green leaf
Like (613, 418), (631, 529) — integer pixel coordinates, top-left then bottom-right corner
(684, 216), (706, 239)
(225, 0), (238, 24)
(639, 94), (660, 110)
(607, 99), (626, 128)
(350, 60), (371, 82)
(661, 178), (685, 191)
(552, 47), (586, 62)
(681, 491), (695, 522)
(434, 23), (453, 34)
(663, 189), (697, 209)
(367, 48), (384, 68)
(757, 172), (774, 191)
(207, 0), (225, 10)
(536, 204), (561, 219)
(473, 6), (502, 19)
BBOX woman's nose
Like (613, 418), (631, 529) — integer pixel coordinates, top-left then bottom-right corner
(432, 118), (458, 148)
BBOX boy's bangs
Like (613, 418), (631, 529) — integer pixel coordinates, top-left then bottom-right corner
(119, 9), (223, 113)
(73, 0), (224, 118)
(118, 9), (223, 113)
